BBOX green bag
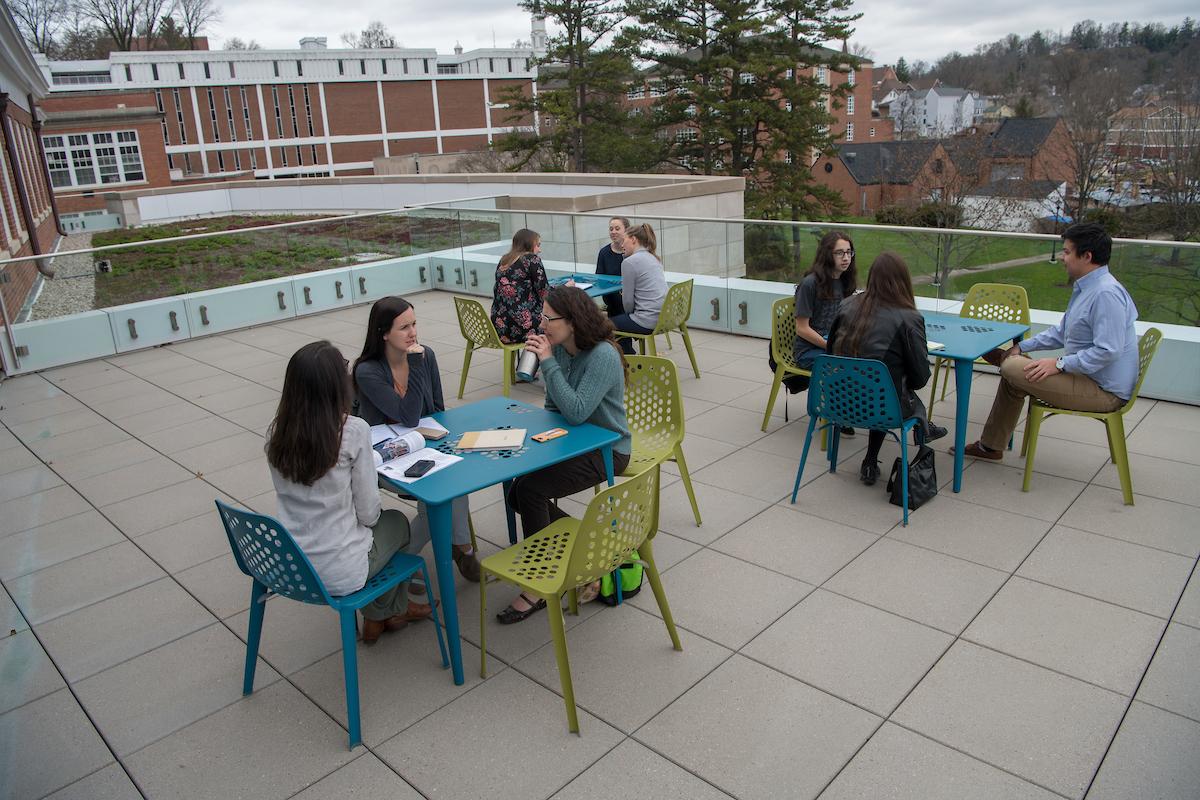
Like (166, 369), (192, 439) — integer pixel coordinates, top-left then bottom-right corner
(599, 550), (644, 606)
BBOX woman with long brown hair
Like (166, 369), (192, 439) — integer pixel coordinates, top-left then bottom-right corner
(827, 252), (947, 487)
(267, 340), (429, 645)
(353, 296), (480, 582)
(596, 216), (630, 317)
(491, 227), (549, 346)
(498, 285), (632, 624)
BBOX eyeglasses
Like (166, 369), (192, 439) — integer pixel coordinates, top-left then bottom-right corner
(833, 249), (854, 258)
(543, 313), (564, 321)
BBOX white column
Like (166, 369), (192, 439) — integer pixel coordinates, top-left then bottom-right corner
(430, 80), (444, 154)
(255, 84), (275, 177)
(532, 80), (540, 134)
(318, 82), (335, 176)
(483, 78), (493, 145)
(189, 86), (209, 176)
(376, 80), (390, 157)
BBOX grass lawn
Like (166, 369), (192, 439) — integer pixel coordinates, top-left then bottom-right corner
(91, 213), (498, 307)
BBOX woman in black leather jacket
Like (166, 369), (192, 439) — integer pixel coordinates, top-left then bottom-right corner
(827, 252), (947, 486)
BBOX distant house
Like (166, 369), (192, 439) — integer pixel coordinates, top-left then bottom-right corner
(977, 116), (1074, 188)
(962, 179), (1069, 232)
(811, 140), (956, 215)
(884, 86), (983, 139)
(1107, 101), (1200, 160)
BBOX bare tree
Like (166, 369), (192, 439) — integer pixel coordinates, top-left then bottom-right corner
(177, 0), (220, 49)
(223, 36), (260, 49)
(9, 0), (68, 54)
(80, 0), (140, 51)
(1144, 72), (1200, 260)
(341, 21), (398, 49)
(1049, 50), (1133, 221)
(136, 0), (175, 48)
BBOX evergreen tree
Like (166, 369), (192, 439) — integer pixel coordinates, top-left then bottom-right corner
(496, 0), (658, 172)
(894, 56), (910, 82)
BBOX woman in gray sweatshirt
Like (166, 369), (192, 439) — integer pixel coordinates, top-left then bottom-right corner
(611, 223), (666, 355)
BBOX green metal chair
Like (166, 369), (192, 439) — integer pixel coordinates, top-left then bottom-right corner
(1020, 327), (1161, 506)
(479, 464), (681, 733)
(929, 283), (1031, 420)
(615, 279), (701, 379)
(453, 296), (524, 398)
(618, 355), (702, 526)
(762, 297), (813, 431)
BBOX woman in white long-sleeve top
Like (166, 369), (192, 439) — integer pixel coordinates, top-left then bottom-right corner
(266, 340), (431, 645)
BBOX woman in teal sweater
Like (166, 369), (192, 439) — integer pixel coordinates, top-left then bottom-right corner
(499, 286), (632, 624)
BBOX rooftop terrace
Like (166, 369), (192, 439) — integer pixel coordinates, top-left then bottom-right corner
(1, 291), (1198, 800)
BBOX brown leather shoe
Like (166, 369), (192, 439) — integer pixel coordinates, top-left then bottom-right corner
(395, 601), (432, 623)
(361, 617), (388, 645)
(956, 440), (1003, 460)
(453, 547), (481, 583)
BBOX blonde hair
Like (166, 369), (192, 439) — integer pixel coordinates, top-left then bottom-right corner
(625, 223), (657, 256)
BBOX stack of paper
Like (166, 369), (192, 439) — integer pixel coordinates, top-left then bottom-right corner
(456, 428), (527, 450)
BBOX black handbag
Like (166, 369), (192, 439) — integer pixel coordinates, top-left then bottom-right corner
(886, 445), (938, 510)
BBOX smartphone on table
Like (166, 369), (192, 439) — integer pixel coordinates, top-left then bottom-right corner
(404, 459), (436, 478)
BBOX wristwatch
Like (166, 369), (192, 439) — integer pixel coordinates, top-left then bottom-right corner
(1055, 356), (1065, 372)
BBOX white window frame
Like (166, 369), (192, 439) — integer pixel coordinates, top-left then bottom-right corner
(41, 130), (145, 189)
(846, 122), (855, 142)
(846, 95), (855, 115)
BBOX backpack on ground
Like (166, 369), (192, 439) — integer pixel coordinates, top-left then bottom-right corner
(599, 550), (644, 606)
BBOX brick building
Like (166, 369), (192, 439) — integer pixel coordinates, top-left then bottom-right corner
(976, 117), (1074, 187)
(811, 140), (956, 216)
(1, 5), (61, 322)
(34, 21), (546, 226)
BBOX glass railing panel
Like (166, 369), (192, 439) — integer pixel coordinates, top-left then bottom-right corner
(1107, 239), (1200, 327)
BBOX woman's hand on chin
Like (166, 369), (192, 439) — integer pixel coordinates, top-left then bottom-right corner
(406, 343), (425, 355)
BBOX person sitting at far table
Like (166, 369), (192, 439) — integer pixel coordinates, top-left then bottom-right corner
(958, 222), (1138, 461)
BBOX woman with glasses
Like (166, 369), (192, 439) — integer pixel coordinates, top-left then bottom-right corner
(352, 296), (481, 584)
(828, 252), (947, 488)
(266, 340), (427, 646)
(497, 286), (632, 624)
(793, 231), (859, 390)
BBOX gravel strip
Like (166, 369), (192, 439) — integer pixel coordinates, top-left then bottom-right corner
(29, 233), (97, 321)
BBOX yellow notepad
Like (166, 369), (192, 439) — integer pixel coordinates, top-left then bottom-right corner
(457, 428), (527, 450)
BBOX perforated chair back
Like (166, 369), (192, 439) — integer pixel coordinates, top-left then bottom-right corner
(769, 297), (801, 370)
(216, 500), (332, 606)
(624, 355), (684, 458)
(807, 355), (905, 431)
(959, 283), (1031, 331)
(655, 279), (694, 333)
(454, 296), (503, 349)
(1123, 327), (1162, 415)
(567, 465), (659, 587)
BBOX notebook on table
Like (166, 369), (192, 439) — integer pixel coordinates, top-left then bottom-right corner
(456, 428), (527, 451)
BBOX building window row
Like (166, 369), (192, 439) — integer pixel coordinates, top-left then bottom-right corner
(42, 131), (145, 189)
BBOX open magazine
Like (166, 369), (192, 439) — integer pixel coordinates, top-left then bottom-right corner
(369, 419), (461, 483)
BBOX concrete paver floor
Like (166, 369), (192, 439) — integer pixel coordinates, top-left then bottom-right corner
(2, 291), (1198, 800)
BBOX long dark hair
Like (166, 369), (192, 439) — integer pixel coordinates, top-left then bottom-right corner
(804, 230), (858, 301)
(546, 286), (627, 374)
(352, 296), (412, 388)
(834, 252), (916, 358)
(500, 228), (540, 269)
(267, 340), (352, 486)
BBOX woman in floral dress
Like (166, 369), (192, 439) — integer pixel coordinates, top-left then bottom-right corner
(491, 228), (549, 344)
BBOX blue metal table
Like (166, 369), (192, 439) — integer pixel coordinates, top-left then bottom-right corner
(923, 312), (1030, 493)
(550, 274), (622, 298)
(379, 395), (620, 685)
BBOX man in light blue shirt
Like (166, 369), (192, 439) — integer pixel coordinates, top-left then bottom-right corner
(961, 222), (1139, 460)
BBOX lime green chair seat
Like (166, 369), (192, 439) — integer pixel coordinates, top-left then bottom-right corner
(615, 279), (700, 379)
(620, 355), (701, 526)
(479, 465), (681, 732)
(929, 283), (1031, 419)
(1020, 327), (1161, 506)
(453, 296), (525, 398)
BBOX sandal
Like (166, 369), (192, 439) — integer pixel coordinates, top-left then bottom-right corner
(577, 581), (600, 604)
(496, 593), (547, 625)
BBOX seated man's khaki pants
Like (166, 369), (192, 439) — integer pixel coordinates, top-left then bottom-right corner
(980, 355), (1124, 451)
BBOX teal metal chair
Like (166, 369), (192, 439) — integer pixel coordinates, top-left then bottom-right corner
(216, 500), (448, 750)
(790, 355), (922, 526)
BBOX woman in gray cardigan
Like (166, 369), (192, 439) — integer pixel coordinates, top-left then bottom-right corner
(352, 296), (480, 582)
(611, 223), (666, 355)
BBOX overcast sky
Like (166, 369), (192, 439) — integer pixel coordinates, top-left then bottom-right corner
(209, 0), (1196, 67)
